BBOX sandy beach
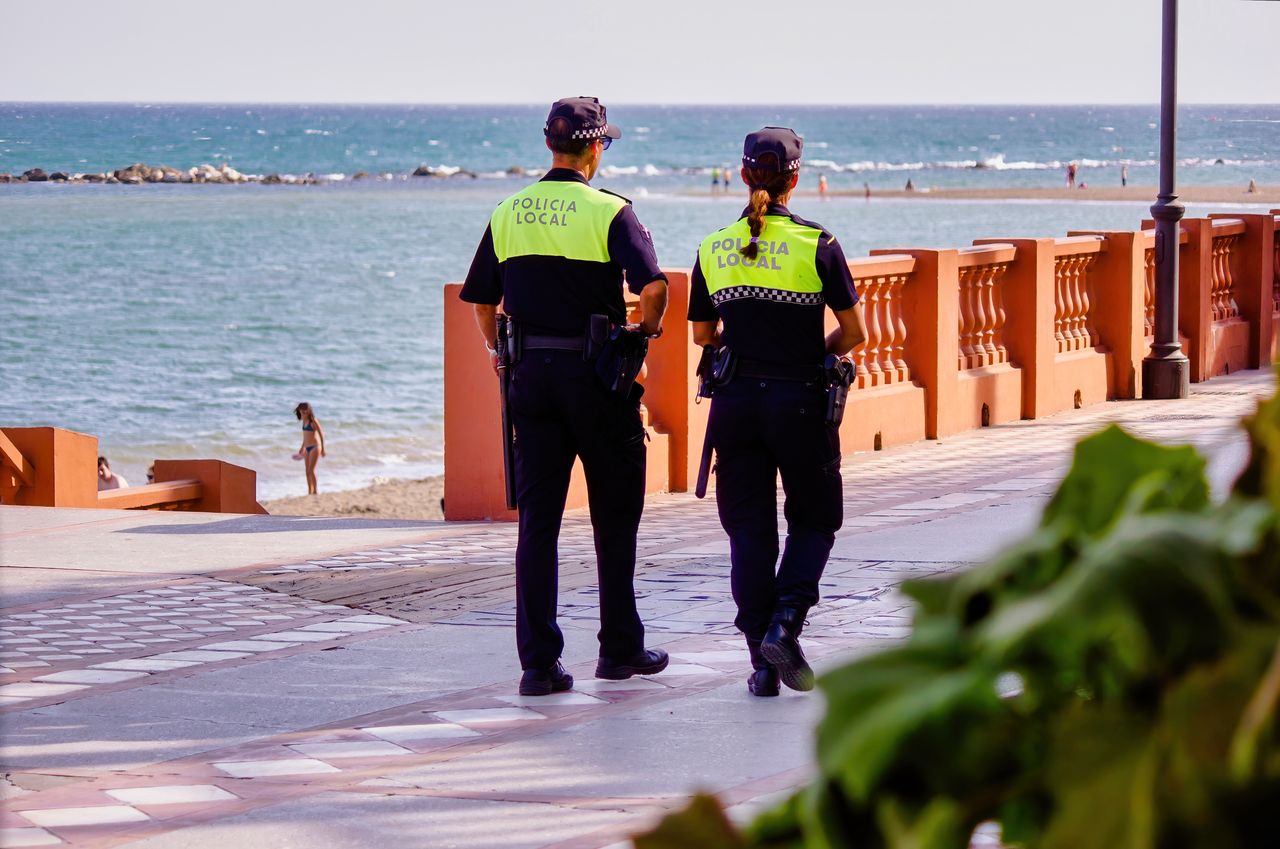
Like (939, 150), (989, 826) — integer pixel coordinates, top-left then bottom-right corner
(264, 475), (445, 521)
(817, 183), (1280, 204)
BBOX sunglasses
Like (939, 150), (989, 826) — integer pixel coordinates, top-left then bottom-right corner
(599, 137), (612, 151)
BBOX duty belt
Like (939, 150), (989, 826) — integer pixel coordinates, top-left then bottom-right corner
(523, 334), (585, 352)
(735, 358), (825, 383)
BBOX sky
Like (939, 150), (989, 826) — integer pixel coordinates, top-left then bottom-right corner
(3, 0), (1278, 104)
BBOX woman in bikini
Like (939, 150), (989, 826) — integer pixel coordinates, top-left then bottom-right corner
(293, 402), (326, 495)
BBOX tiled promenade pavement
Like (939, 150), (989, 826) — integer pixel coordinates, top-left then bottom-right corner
(0, 369), (1272, 849)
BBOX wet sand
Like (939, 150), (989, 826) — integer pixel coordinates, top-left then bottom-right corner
(816, 184), (1280, 204)
(264, 475), (445, 521)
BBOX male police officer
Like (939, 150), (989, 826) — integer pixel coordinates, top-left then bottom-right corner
(460, 97), (671, 695)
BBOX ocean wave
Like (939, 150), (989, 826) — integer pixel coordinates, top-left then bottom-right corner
(802, 154), (1280, 173)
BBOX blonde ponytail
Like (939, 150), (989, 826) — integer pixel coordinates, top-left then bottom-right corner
(738, 157), (797, 261)
(742, 188), (771, 260)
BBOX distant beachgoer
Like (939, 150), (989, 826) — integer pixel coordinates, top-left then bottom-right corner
(722, 165), (732, 192)
(863, 182), (871, 200)
(1121, 164), (1128, 187)
(145, 464), (155, 484)
(904, 177), (915, 192)
(1079, 181), (1088, 189)
(97, 456), (128, 491)
(1067, 162), (1077, 188)
(710, 166), (720, 190)
(294, 402), (326, 495)
(817, 173), (828, 198)
(1246, 178), (1258, 194)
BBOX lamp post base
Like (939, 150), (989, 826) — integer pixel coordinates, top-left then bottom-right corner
(1142, 352), (1190, 400)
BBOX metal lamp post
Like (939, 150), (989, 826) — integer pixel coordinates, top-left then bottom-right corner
(1142, 0), (1191, 399)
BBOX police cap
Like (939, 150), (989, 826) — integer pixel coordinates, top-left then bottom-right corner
(544, 96), (622, 142)
(742, 127), (803, 172)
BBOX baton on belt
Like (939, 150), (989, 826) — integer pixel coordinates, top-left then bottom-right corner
(693, 345), (716, 499)
(495, 316), (517, 511)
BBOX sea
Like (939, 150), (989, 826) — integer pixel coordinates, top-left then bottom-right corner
(2, 103), (1277, 500)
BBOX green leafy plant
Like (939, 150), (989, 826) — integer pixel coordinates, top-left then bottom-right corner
(637, 380), (1280, 849)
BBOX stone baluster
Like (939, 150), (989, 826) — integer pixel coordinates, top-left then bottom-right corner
(990, 263), (1009, 364)
(862, 276), (884, 385)
(1053, 256), (1068, 352)
(891, 274), (910, 380)
(1077, 254), (1096, 348)
(1273, 235), (1279, 314)
(971, 263), (989, 367)
(876, 275), (897, 383)
(957, 267), (976, 370)
(1216, 235), (1240, 319)
(1143, 247), (1156, 337)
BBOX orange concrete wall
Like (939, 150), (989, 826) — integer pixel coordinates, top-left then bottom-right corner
(442, 215), (1280, 522)
(153, 460), (267, 514)
(0, 427), (99, 508)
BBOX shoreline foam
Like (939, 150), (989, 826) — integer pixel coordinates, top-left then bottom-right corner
(811, 184), (1280, 203)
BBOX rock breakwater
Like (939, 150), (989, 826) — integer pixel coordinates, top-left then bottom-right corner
(0, 162), (486, 186)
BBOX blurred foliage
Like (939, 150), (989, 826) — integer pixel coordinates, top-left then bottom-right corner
(636, 381), (1280, 849)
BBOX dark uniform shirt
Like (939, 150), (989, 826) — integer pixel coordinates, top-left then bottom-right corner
(460, 168), (666, 335)
(688, 202), (858, 366)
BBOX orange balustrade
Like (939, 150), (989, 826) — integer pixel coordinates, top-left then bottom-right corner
(1208, 220), (1245, 323)
(1208, 213), (1275, 372)
(837, 255), (927, 450)
(957, 249), (1010, 371)
(1052, 237), (1104, 354)
(1144, 236), (1157, 339)
(1067, 229), (1150, 400)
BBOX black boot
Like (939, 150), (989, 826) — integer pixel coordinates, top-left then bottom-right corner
(746, 639), (779, 697)
(761, 607), (814, 692)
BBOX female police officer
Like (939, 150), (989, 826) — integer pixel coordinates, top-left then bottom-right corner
(688, 127), (866, 696)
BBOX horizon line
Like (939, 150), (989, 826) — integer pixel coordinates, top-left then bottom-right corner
(2, 100), (1278, 109)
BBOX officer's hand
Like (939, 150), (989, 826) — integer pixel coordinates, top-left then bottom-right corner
(490, 351), (499, 375)
(628, 322), (663, 339)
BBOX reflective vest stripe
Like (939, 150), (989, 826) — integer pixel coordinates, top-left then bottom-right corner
(490, 181), (625, 264)
(697, 215), (822, 297)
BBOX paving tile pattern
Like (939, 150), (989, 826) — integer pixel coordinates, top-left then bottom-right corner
(0, 582), (348, 670)
(0, 577), (404, 708)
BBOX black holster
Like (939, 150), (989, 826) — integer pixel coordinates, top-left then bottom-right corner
(697, 346), (737, 398)
(586, 314), (647, 400)
(497, 315), (522, 367)
(824, 354), (856, 426)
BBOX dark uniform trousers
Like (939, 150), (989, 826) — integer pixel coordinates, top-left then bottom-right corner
(708, 377), (844, 641)
(509, 349), (647, 670)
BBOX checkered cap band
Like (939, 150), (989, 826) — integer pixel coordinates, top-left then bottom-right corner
(711, 285), (823, 306)
(566, 125), (609, 140)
